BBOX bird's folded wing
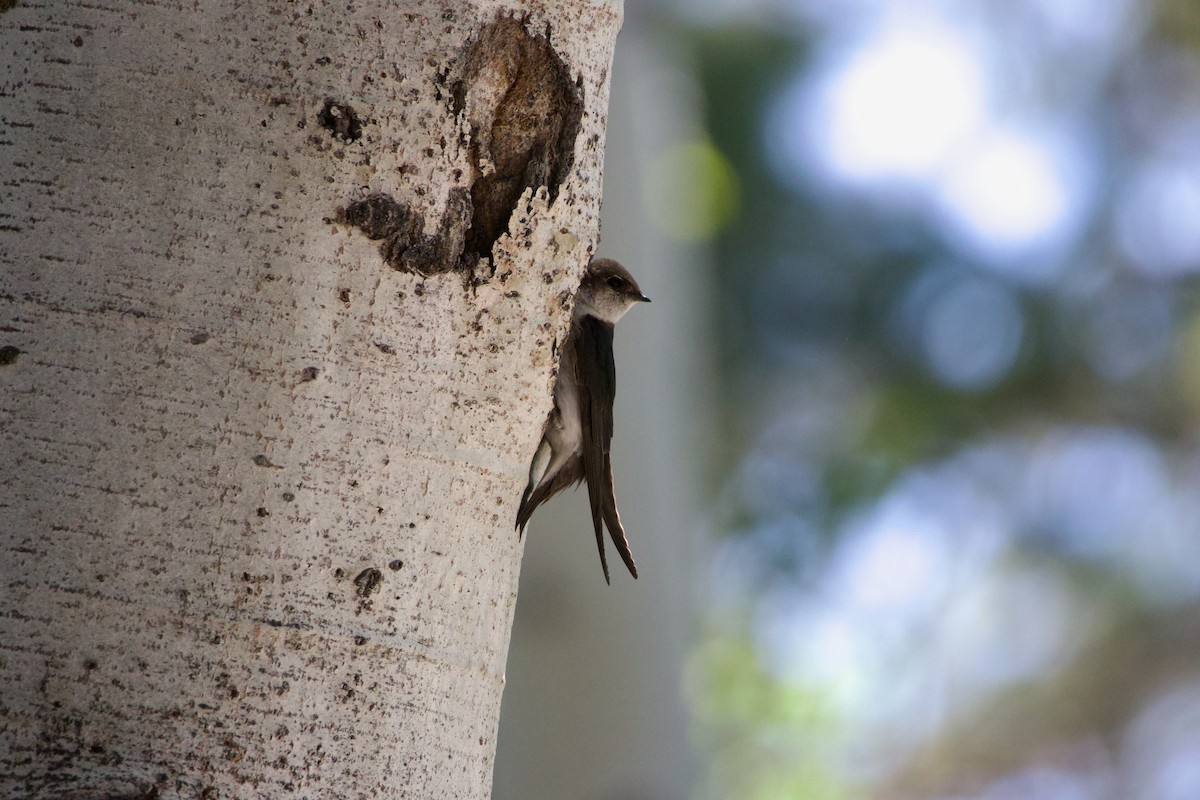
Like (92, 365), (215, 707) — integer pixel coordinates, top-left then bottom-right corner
(576, 315), (637, 582)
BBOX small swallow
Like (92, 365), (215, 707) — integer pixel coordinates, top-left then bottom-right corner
(516, 258), (651, 583)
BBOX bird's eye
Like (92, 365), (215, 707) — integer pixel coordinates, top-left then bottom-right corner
(606, 276), (625, 290)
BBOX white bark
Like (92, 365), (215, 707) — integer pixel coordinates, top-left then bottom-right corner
(0, 1), (622, 797)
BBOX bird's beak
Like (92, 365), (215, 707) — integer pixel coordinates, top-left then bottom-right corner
(637, 293), (651, 303)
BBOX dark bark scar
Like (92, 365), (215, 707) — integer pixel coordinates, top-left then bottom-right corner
(337, 15), (583, 278)
(453, 16), (583, 262)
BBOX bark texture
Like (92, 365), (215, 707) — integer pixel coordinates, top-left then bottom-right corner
(0, 0), (621, 797)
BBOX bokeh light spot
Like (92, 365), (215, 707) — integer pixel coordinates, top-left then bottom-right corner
(920, 277), (1024, 390)
(1122, 683), (1200, 800)
(643, 139), (740, 242)
(935, 129), (1084, 264)
(1024, 428), (1168, 558)
(1082, 284), (1173, 382)
(805, 23), (987, 183)
(1116, 158), (1200, 276)
(980, 765), (1098, 800)
(947, 568), (1082, 689)
(834, 506), (951, 615)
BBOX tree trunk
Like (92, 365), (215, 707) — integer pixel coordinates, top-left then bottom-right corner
(0, 1), (622, 797)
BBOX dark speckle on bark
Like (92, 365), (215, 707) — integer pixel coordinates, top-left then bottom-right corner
(354, 568), (383, 598)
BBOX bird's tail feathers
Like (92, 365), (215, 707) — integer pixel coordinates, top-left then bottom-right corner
(602, 497), (638, 579)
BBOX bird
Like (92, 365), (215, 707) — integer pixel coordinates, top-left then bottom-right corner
(516, 258), (651, 583)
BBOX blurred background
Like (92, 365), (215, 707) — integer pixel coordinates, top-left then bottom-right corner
(497, 0), (1200, 798)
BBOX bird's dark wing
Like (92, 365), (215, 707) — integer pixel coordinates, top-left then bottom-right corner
(515, 453), (583, 535)
(575, 315), (638, 582)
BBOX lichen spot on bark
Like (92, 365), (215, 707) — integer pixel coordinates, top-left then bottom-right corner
(453, 16), (584, 262)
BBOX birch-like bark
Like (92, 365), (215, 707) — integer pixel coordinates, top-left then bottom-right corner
(0, 1), (621, 797)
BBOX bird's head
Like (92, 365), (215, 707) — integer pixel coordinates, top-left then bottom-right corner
(574, 258), (651, 324)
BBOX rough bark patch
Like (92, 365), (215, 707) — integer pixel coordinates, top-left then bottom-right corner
(341, 189), (471, 275)
(338, 17), (581, 277)
(317, 99), (363, 143)
(453, 17), (584, 261)
(32, 781), (160, 800)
